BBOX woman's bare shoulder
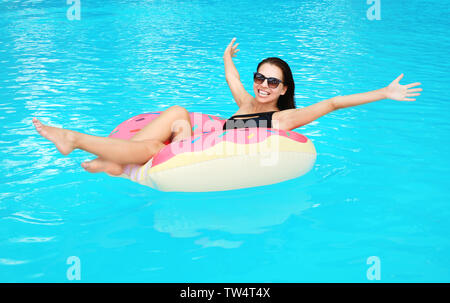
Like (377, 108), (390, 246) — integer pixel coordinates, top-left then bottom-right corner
(272, 108), (295, 120)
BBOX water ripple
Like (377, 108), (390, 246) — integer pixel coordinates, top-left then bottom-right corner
(10, 236), (55, 243)
(3, 211), (64, 226)
(0, 258), (29, 266)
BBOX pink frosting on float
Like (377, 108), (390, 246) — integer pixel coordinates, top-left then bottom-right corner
(152, 128), (307, 166)
(108, 112), (309, 167)
(109, 112), (225, 144)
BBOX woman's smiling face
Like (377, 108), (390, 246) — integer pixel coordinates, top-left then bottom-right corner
(253, 63), (288, 104)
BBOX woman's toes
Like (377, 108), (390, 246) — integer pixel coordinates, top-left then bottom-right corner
(33, 117), (42, 127)
(32, 118), (43, 132)
(81, 159), (101, 173)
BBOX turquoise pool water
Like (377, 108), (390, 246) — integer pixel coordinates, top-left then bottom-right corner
(1, 0), (449, 282)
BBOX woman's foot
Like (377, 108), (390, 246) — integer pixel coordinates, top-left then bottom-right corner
(32, 117), (76, 156)
(81, 158), (124, 176)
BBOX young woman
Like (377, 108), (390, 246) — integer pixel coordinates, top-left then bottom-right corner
(32, 38), (422, 176)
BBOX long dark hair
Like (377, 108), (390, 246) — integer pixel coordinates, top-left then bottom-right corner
(257, 57), (296, 110)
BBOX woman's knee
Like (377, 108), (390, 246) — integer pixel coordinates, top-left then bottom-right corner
(165, 106), (191, 132)
(166, 105), (190, 118)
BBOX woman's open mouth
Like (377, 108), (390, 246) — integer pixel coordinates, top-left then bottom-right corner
(258, 89), (270, 97)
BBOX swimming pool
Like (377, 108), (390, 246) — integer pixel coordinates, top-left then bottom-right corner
(0, 0), (449, 282)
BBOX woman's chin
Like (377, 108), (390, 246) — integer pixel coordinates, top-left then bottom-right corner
(255, 96), (273, 104)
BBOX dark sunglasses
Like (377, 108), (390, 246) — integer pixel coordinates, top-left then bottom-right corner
(253, 72), (284, 89)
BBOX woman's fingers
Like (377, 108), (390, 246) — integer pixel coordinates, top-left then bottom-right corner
(225, 38), (238, 54)
(405, 82), (421, 88)
(225, 38), (237, 57)
(226, 38), (236, 49)
(394, 73), (404, 83)
(228, 39), (239, 56)
(388, 74), (421, 102)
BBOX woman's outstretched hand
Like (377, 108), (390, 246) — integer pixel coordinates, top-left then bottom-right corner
(385, 74), (422, 101)
(223, 37), (240, 58)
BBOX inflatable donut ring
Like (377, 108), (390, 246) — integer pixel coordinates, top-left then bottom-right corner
(108, 111), (316, 192)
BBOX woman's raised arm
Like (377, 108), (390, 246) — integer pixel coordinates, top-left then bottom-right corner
(223, 38), (253, 107)
(278, 74), (422, 130)
(333, 74), (422, 109)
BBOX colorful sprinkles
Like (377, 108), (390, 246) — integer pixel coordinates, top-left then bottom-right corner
(191, 136), (201, 143)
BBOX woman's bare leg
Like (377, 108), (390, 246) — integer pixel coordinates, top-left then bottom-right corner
(33, 116), (163, 164)
(81, 158), (125, 176)
(81, 120), (192, 175)
(81, 106), (193, 175)
(129, 105), (193, 142)
(32, 105), (193, 172)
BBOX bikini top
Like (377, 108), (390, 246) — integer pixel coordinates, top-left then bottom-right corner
(222, 111), (278, 130)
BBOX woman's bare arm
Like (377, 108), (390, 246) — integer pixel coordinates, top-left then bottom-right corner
(223, 38), (253, 107)
(278, 74), (422, 130)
